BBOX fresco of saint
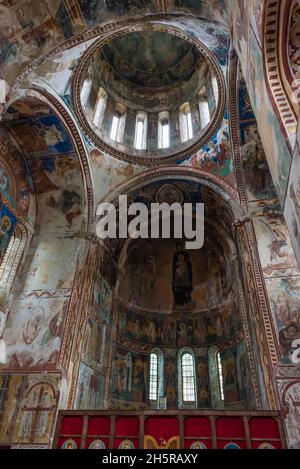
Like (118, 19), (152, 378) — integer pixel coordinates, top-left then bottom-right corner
(172, 243), (193, 306)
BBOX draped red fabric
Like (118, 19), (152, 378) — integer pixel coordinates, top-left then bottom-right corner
(56, 414), (283, 449)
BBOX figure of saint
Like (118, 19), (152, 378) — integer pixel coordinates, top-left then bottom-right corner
(268, 224), (288, 261)
(23, 307), (44, 345)
(41, 309), (63, 345)
(177, 322), (188, 346)
(147, 320), (156, 344)
(225, 364), (236, 386)
(216, 314), (225, 337)
(172, 243), (193, 306)
(194, 319), (207, 344)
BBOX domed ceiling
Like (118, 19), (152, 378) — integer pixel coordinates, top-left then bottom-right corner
(75, 26), (225, 164)
(101, 31), (202, 88)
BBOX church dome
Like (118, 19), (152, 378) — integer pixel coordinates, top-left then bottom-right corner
(73, 26), (225, 165)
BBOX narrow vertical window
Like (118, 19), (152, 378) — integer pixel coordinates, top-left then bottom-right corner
(158, 111), (170, 149)
(93, 87), (107, 129)
(179, 102), (193, 142)
(199, 87), (210, 129)
(211, 74), (219, 104)
(181, 352), (196, 402)
(134, 111), (147, 150)
(217, 352), (225, 401)
(80, 78), (92, 108)
(110, 114), (120, 141)
(110, 104), (126, 144)
(149, 352), (158, 401)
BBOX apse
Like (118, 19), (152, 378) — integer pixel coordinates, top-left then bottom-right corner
(106, 179), (254, 412)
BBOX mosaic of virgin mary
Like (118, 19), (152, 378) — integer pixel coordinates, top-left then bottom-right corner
(172, 243), (193, 306)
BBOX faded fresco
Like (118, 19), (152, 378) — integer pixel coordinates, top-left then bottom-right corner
(82, 315), (107, 372)
(3, 297), (68, 371)
(74, 362), (105, 410)
(247, 28), (291, 203)
(117, 304), (242, 350)
(266, 277), (300, 364)
(0, 1), (231, 85)
(3, 101), (84, 230)
(284, 134), (300, 268)
(12, 374), (60, 445)
(196, 354), (210, 408)
(0, 375), (25, 444)
(239, 77), (277, 202)
(93, 271), (114, 325)
(111, 346), (148, 408)
(253, 206), (298, 277)
(221, 341), (250, 404)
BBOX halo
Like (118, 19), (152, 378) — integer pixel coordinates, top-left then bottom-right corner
(1, 215), (12, 231)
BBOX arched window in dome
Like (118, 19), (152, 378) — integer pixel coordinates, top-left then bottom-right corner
(134, 111), (148, 150)
(149, 348), (164, 407)
(110, 103), (126, 144)
(198, 87), (210, 130)
(80, 78), (92, 109)
(211, 74), (219, 105)
(93, 87), (107, 129)
(158, 111), (170, 149)
(178, 348), (197, 408)
(179, 102), (194, 143)
(217, 351), (225, 402)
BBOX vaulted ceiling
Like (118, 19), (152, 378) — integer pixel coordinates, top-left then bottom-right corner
(0, 0), (232, 86)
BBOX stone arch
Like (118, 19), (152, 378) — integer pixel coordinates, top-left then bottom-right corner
(4, 86), (94, 227)
(263, 0), (298, 150)
(96, 166), (241, 217)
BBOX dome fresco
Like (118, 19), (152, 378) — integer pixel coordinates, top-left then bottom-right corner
(102, 31), (202, 88)
(75, 27), (225, 163)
